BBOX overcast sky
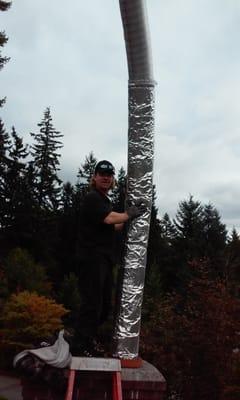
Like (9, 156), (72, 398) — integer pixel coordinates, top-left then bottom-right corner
(1, 0), (240, 232)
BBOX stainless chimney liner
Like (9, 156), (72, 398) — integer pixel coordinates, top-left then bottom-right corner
(113, 0), (156, 359)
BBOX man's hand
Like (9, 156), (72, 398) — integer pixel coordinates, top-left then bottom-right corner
(126, 199), (147, 220)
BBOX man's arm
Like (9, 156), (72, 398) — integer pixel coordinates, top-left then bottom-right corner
(104, 211), (129, 225)
(104, 202), (147, 225)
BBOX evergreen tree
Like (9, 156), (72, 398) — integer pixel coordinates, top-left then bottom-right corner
(112, 167), (127, 264)
(57, 182), (78, 277)
(145, 186), (165, 294)
(74, 151), (98, 216)
(160, 212), (176, 244)
(17, 161), (38, 247)
(0, 0), (11, 11)
(74, 151), (98, 245)
(0, 1), (11, 107)
(169, 196), (228, 288)
(229, 227), (239, 242)
(0, 127), (37, 254)
(0, 119), (11, 230)
(23, 160), (37, 210)
(203, 203), (227, 253)
(146, 208), (181, 294)
(62, 181), (74, 212)
(58, 272), (81, 327)
(164, 196), (206, 291)
(225, 227), (240, 297)
(173, 195), (205, 260)
(112, 167), (126, 212)
(4, 127), (28, 230)
(0, 118), (10, 174)
(77, 151), (97, 186)
(202, 203), (227, 276)
(30, 107), (63, 210)
(147, 185), (163, 268)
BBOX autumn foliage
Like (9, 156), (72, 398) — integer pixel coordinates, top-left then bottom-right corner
(1, 291), (68, 347)
(141, 260), (240, 400)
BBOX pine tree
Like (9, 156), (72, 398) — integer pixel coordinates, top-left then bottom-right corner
(160, 213), (176, 244)
(30, 107), (63, 210)
(0, 119), (11, 230)
(62, 181), (74, 213)
(202, 203), (227, 276)
(77, 151), (97, 186)
(225, 227), (240, 297)
(0, 118), (10, 174)
(57, 182), (78, 277)
(111, 167), (127, 264)
(203, 204), (227, 250)
(147, 185), (163, 268)
(75, 151), (98, 224)
(112, 167), (126, 212)
(170, 196), (229, 289)
(229, 227), (239, 242)
(18, 161), (38, 246)
(146, 208), (180, 294)
(75, 151), (98, 218)
(164, 196), (206, 291)
(0, 1), (11, 107)
(0, 0), (11, 11)
(145, 185), (165, 294)
(173, 195), (205, 260)
(4, 127), (28, 230)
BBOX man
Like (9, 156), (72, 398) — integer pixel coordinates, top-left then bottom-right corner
(75, 160), (145, 356)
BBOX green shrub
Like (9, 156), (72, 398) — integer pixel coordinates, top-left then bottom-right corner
(4, 247), (51, 295)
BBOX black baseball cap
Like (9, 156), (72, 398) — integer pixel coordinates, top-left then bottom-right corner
(95, 160), (115, 175)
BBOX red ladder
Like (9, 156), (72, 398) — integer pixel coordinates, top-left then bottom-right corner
(65, 357), (122, 400)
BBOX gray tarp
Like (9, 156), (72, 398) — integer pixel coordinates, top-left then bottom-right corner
(13, 330), (72, 369)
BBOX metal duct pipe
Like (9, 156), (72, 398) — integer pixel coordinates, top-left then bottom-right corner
(113, 0), (156, 359)
(118, 0), (154, 81)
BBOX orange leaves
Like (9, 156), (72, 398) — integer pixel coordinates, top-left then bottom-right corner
(1, 291), (69, 346)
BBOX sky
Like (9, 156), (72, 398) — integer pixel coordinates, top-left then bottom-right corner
(1, 0), (240, 232)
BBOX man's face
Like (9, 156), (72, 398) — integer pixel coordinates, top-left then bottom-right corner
(94, 172), (114, 192)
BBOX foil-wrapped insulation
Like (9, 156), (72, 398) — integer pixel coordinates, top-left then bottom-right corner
(113, 83), (155, 359)
(113, 0), (156, 360)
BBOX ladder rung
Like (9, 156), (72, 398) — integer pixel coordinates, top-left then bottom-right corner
(65, 357), (122, 400)
(71, 356), (121, 372)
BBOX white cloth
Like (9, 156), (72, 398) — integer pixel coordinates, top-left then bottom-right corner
(13, 330), (72, 369)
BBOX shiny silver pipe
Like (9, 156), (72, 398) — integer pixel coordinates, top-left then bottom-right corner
(113, 0), (156, 359)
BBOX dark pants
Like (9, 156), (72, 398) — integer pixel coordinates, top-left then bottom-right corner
(77, 253), (113, 341)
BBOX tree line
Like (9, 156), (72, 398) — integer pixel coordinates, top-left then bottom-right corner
(1, 108), (239, 293)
